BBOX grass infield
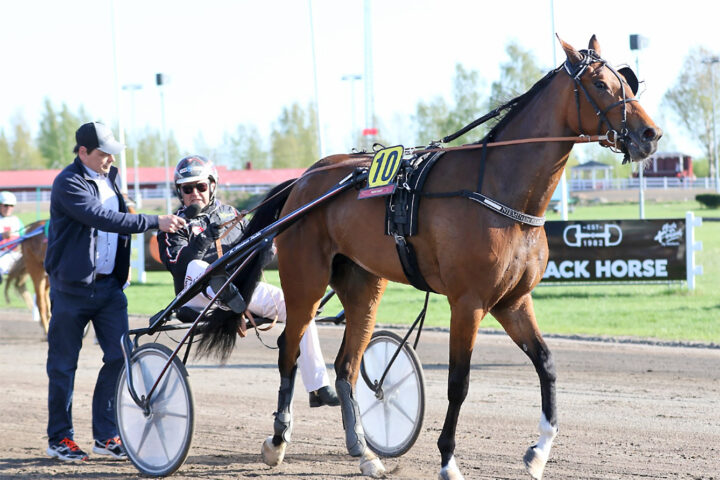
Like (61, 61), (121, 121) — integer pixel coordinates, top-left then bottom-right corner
(6, 200), (719, 343)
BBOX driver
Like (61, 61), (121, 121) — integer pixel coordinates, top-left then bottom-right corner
(0, 191), (24, 285)
(157, 155), (339, 408)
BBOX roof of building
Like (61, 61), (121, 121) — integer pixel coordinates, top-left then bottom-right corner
(0, 166), (307, 190)
(571, 160), (613, 170)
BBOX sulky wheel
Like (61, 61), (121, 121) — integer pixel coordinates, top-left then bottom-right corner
(115, 343), (194, 477)
(357, 329), (425, 457)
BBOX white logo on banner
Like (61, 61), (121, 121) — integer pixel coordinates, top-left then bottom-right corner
(562, 223), (622, 247)
(653, 222), (682, 246)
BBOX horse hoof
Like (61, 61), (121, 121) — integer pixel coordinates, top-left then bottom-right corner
(261, 436), (286, 467)
(523, 446), (547, 480)
(438, 456), (464, 480)
(359, 450), (386, 478)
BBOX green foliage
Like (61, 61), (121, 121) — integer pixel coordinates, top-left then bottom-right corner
(10, 114), (45, 169)
(693, 157), (709, 177)
(131, 128), (181, 167)
(222, 124), (269, 169)
(414, 64), (487, 146)
(414, 41), (543, 148)
(488, 41), (544, 108)
(37, 98), (82, 168)
(0, 130), (11, 170)
(661, 46), (720, 177)
(270, 102), (319, 168)
(696, 193), (720, 208)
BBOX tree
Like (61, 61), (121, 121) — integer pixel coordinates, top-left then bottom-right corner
(488, 41), (544, 109)
(222, 124), (269, 169)
(414, 64), (487, 146)
(661, 46), (720, 177)
(37, 99), (82, 168)
(0, 130), (11, 170)
(9, 114), (44, 169)
(270, 102), (319, 168)
(133, 128), (181, 167)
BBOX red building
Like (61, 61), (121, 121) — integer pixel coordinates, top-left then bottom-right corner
(632, 151), (693, 178)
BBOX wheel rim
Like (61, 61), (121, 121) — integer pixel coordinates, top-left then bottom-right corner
(357, 332), (424, 456)
(116, 345), (193, 476)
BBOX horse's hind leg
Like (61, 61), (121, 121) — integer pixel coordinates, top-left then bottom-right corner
(261, 242), (330, 467)
(330, 256), (387, 478)
(492, 294), (557, 480)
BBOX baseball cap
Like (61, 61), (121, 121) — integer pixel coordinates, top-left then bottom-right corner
(75, 122), (125, 155)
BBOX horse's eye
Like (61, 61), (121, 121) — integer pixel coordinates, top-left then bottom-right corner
(594, 81), (607, 90)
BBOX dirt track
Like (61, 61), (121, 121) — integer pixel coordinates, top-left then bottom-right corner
(0, 308), (718, 480)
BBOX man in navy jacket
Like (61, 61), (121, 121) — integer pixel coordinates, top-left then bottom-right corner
(44, 122), (185, 462)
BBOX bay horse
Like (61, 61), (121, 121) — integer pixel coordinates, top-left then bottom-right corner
(21, 220), (50, 334)
(3, 220), (50, 335)
(200, 36), (661, 479)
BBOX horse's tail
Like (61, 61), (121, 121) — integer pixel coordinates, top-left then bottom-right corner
(195, 178), (296, 360)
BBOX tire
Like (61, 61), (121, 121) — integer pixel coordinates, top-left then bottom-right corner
(115, 343), (194, 477)
(357, 330), (425, 457)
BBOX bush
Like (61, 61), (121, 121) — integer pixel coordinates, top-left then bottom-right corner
(696, 193), (720, 208)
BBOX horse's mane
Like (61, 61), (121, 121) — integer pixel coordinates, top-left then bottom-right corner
(480, 65), (563, 143)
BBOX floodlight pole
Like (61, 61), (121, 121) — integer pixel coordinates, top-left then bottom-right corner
(341, 74), (362, 147)
(630, 34), (647, 219)
(157, 73), (171, 214)
(122, 84), (143, 208)
(702, 56), (719, 193)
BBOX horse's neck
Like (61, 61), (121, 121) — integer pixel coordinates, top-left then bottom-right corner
(483, 78), (575, 216)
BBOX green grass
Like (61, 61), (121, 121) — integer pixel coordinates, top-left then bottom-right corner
(5, 201), (720, 343)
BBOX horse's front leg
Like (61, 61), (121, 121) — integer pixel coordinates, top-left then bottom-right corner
(492, 294), (558, 480)
(261, 331), (297, 466)
(437, 301), (484, 480)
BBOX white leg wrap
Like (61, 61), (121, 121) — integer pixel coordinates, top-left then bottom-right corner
(535, 413), (558, 460)
(523, 413), (558, 480)
(438, 455), (464, 480)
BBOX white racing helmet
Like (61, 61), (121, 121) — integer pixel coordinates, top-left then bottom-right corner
(0, 191), (17, 206)
(173, 155), (219, 202)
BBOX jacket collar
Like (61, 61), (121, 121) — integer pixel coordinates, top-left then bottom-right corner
(72, 156), (118, 183)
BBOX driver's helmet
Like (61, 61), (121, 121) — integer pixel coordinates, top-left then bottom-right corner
(0, 191), (17, 206)
(173, 155), (218, 202)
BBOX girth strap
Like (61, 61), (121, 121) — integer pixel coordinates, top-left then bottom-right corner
(392, 234), (436, 293)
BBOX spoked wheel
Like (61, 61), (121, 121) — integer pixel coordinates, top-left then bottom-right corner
(115, 343), (194, 477)
(357, 330), (425, 457)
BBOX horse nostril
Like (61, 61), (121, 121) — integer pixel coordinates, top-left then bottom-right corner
(643, 127), (660, 142)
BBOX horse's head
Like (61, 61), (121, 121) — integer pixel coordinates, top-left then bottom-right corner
(559, 35), (661, 163)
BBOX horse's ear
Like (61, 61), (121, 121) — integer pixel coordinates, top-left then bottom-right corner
(557, 34), (582, 65)
(588, 35), (601, 55)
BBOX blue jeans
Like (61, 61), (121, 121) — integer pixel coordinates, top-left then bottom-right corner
(46, 276), (128, 444)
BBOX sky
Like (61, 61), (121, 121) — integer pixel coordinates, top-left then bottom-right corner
(0, 0), (718, 167)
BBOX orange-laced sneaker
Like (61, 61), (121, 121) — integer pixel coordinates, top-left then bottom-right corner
(47, 437), (89, 462)
(92, 436), (127, 460)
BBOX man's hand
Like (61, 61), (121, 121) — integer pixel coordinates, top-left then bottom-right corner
(158, 214), (187, 233)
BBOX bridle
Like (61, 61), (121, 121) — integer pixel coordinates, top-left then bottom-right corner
(564, 49), (638, 163)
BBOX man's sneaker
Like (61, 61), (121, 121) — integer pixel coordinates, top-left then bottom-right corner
(46, 437), (89, 462)
(92, 436), (127, 459)
(309, 385), (341, 407)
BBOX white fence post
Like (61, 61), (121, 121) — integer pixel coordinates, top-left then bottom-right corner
(131, 233), (147, 283)
(685, 211), (703, 290)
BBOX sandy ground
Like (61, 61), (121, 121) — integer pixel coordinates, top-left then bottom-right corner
(0, 308), (718, 480)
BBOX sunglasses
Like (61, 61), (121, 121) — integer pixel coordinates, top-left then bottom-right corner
(181, 182), (209, 195)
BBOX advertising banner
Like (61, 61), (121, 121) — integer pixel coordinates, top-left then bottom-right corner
(541, 219), (687, 283)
